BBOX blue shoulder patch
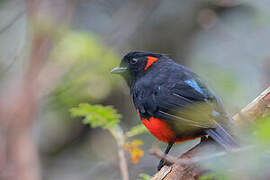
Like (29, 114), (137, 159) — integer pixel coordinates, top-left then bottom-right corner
(212, 110), (220, 117)
(184, 79), (204, 94)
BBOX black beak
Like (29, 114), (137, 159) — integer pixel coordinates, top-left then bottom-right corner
(111, 67), (128, 74)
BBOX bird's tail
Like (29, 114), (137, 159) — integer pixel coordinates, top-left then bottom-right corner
(205, 122), (239, 150)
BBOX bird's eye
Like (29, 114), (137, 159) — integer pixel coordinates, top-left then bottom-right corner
(130, 58), (138, 64)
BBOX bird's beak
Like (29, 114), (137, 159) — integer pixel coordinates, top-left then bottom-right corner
(111, 67), (128, 74)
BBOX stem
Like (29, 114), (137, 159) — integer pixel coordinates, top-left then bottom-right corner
(118, 144), (129, 180)
(110, 126), (129, 180)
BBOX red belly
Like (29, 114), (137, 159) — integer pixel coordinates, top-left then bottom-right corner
(137, 110), (203, 143)
(141, 117), (176, 143)
(140, 116), (203, 144)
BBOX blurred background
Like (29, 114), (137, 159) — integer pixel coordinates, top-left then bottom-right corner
(0, 0), (269, 179)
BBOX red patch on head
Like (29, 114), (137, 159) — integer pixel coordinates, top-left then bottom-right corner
(144, 56), (158, 70)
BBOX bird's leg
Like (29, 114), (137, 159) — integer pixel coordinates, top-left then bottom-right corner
(200, 135), (208, 142)
(157, 143), (174, 171)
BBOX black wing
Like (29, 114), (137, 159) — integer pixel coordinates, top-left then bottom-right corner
(154, 78), (217, 129)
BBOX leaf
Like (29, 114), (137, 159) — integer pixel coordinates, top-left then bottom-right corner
(70, 103), (121, 129)
(254, 114), (270, 146)
(131, 139), (143, 146)
(199, 173), (227, 180)
(124, 139), (144, 164)
(125, 124), (148, 138)
(137, 173), (151, 180)
(49, 31), (121, 110)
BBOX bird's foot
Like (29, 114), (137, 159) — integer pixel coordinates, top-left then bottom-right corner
(157, 159), (165, 171)
(200, 135), (208, 142)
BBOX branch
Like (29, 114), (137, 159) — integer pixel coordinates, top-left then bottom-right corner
(110, 127), (130, 180)
(233, 87), (270, 123)
(0, 11), (25, 35)
(151, 86), (270, 180)
(150, 142), (253, 167)
(118, 143), (129, 180)
(149, 144), (177, 166)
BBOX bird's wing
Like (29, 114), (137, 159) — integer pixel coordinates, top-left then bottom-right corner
(152, 79), (217, 129)
(132, 63), (238, 149)
(133, 73), (218, 130)
(147, 76), (238, 149)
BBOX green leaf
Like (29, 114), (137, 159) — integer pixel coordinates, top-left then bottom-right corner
(125, 124), (148, 138)
(255, 114), (270, 145)
(49, 30), (121, 110)
(70, 103), (121, 129)
(199, 173), (226, 180)
(137, 173), (151, 180)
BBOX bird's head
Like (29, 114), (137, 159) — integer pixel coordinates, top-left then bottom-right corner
(111, 51), (163, 86)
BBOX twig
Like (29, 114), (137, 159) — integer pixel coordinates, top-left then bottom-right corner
(110, 126), (129, 180)
(150, 133), (255, 165)
(149, 145), (177, 165)
(151, 86), (270, 180)
(0, 11), (25, 35)
(118, 145), (129, 180)
(233, 87), (270, 123)
(150, 144), (254, 166)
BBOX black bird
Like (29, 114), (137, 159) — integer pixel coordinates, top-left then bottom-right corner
(111, 51), (238, 170)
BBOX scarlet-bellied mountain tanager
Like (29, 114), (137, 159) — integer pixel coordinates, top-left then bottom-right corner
(111, 51), (238, 170)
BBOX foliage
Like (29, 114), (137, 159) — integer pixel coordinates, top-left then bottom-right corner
(125, 124), (148, 138)
(70, 103), (121, 129)
(199, 173), (226, 180)
(50, 30), (121, 109)
(71, 103), (148, 179)
(254, 114), (270, 146)
(198, 114), (270, 180)
(137, 173), (152, 180)
(124, 139), (144, 164)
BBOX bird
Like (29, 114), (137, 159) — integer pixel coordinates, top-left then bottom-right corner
(111, 51), (238, 171)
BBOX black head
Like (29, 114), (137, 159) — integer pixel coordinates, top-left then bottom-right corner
(111, 51), (163, 86)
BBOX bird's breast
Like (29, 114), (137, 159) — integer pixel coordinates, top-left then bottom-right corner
(141, 116), (176, 143)
(137, 110), (204, 143)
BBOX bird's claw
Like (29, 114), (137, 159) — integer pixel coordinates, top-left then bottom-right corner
(157, 159), (165, 171)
